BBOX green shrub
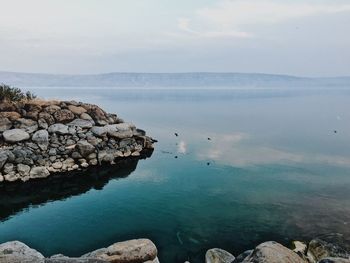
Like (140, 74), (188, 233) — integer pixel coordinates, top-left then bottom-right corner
(0, 84), (36, 102)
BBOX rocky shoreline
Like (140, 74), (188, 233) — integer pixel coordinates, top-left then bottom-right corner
(1, 234), (350, 263)
(0, 99), (155, 183)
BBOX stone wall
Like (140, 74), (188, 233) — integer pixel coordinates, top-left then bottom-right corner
(0, 100), (155, 183)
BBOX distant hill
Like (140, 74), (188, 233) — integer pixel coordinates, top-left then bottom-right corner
(0, 71), (349, 88)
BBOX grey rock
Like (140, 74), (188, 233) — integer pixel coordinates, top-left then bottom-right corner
(0, 173), (3, 182)
(68, 119), (94, 129)
(0, 151), (9, 169)
(106, 123), (135, 139)
(3, 163), (14, 174)
(0, 241), (44, 263)
(48, 124), (70, 135)
(80, 113), (93, 121)
(71, 151), (82, 159)
(82, 239), (157, 263)
(241, 241), (305, 263)
(49, 148), (57, 156)
(3, 129), (30, 143)
(76, 140), (95, 157)
(32, 130), (49, 150)
(206, 248), (235, 263)
(308, 238), (350, 262)
(4, 171), (20, 182)
(38, 118), (49, 129)
(91, 126), (107, 137)
(0, 117), (12, 132)
(52, 162), (63, 169)
(30, 166), (50, 179)
(17, 164), (31, 177)
(14, 118), (38, 133)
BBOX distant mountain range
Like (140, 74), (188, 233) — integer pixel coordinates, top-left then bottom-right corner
(0, 71), (349, 88)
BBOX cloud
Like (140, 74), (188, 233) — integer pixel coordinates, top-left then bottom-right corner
(175, 0), (350, 39)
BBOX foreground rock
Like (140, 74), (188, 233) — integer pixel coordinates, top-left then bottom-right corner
(205, 234), (350, 263)
(205, 248), (235, 263)
(0, 239), (159, 263)
(0, 100), (155, 183)
(241, 241), (305, 263)
(0, 241), (45, 263)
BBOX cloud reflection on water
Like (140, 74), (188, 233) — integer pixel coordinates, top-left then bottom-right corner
(195, 132), (350, 168)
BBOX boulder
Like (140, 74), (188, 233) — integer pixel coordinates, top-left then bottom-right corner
(68, 119), (94, 129)
(76, 140), (95, 157)
(0, 111), (22, 121)
(0, 117), (13, 132)
(82, 238), (158, 263)
(241, 241), (305, 263)
(17, 164), (31, 177)
(30, 166), (50, 179)
(3, 163), (14, 174)
(85, 105), (108, 125)
(44, 105), (61, 114)
(80, 113), (93, 121)
(32, 130), (49, 150)
(3, 129), (30, 143)
(38, 112), (55, 126)
(14, 118), (38, 133)
(4, 171), (20, 182)
(106, 123), (134, 139)
(68, 105), (87, 115)
(0, 241), (44, 263)
(91, 126), (107, 137)
(308, 238), (350, 262)
(48, 124), (70, 135)
(206, 248), (235, 263)
(53, 109), (75, 123)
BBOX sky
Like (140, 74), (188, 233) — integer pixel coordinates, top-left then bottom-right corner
(0, 0), (349, 77)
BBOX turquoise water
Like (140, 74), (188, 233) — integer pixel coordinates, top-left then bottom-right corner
(1, 88), (350, 262)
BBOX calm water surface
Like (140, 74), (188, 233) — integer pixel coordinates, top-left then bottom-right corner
(1, 88), (350, 262)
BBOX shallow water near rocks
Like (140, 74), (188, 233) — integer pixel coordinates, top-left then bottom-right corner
(1, 88), (350, 263)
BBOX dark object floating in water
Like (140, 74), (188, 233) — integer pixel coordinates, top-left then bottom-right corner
(334, 130), (337, 133)
(175, 156), (178, 159)
(208, 137), (211, 140)
(207, 162), (210, 166)
(175, 133), (179, 137)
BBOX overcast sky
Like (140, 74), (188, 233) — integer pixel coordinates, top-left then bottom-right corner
(0, 0), (349, 76)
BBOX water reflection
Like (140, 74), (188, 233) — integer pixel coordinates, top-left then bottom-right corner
(0, 152), (153, 222)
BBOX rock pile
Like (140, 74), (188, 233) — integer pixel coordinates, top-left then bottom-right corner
(205, 235), (350, 263)
(0, 100), (155, 183)
(0, 239), (159, 263)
